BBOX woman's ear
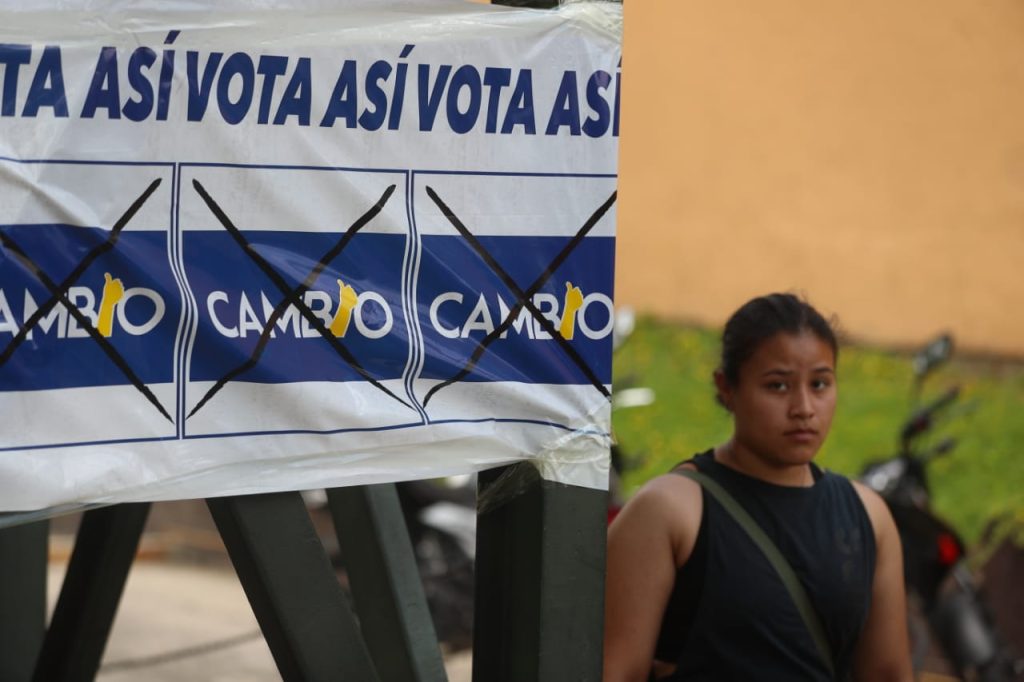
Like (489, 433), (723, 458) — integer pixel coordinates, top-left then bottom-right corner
(713, 369), (733, 412)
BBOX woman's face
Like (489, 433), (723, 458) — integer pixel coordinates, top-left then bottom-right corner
(719, 331), (837, 468)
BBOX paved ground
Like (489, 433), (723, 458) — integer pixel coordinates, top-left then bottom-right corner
(47, 557), (472, 682)
(43, 501), (998, 682)
(46, 552), (959, 682)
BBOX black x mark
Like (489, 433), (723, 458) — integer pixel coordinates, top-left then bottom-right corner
(422, 187), (617, 408)
(188, 180), (413, 418)
(0, 179), (172, 422)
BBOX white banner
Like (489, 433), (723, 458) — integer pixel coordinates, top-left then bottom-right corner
(0, 1), (621, 511)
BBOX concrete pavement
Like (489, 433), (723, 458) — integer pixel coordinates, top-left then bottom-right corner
(47, 558), (472, 682)
(45, 557), (959, 682)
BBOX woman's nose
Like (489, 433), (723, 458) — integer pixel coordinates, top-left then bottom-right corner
(789, 387), (814, 418)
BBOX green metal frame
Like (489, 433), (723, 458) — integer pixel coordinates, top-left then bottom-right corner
(208, 491), (381, 681)
(33, 504), (150, 682)
(0, 462), (607, 681)
(327, 484), (448, 682)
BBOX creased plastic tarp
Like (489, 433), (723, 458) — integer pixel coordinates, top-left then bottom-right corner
(0, 1), (621, 514)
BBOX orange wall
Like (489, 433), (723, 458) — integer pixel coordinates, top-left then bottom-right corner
(615, 1), (1024, 355)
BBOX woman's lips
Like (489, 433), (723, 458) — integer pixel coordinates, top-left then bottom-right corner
(784, 428), (818, 443)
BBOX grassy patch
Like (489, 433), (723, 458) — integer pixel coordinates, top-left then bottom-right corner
(612, 317), (1024, 545)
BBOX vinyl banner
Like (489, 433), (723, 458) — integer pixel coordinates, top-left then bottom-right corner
(0, 1), (621, 511)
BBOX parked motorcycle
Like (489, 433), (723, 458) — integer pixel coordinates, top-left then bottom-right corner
(858, 334), (1022, 681)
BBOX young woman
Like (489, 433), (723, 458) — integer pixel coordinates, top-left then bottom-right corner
(604, 294), (912, 681)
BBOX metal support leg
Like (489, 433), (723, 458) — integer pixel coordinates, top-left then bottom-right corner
(207, 491), (379, 682)
(472, 463), (607, 682)
(328, 484), (447, 682)
(33, 504), (150, 682)
(0, 519), (48, 682)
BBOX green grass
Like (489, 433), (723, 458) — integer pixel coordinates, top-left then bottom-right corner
(611, 317), (1024, 546)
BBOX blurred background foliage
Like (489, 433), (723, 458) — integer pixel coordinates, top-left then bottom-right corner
(611, 316), (1024, 547)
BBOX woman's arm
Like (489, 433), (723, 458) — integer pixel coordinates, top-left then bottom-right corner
(851, 481), (914, 682)
(604, 474), (701, 682)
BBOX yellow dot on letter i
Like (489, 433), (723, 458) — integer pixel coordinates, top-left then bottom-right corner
(97, 272), (125, 337)
(330, 279), (358, 338)
(560, 281), (584, 341)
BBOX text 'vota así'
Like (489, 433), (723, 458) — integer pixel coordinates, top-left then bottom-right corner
(0, 43), (621, 136)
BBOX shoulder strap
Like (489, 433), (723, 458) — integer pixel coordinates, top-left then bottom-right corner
(672, 468), (836, 679)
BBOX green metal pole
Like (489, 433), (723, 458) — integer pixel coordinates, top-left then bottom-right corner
(472, 463), (607, 682)
(33, 504), (150, 682)
(208, 491), (380, 682)
(0, 519), (49, 682)
(328, 484), (447, 682)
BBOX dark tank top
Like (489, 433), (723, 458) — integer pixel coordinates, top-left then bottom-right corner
(655, 450), (876, 681)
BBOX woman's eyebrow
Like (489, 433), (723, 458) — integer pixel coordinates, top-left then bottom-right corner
(760, 367), (835, 377)
(760, 368), (794, 377)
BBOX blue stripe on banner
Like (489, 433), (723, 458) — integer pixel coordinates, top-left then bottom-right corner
(1, 228), (613, 392)
(416, 234), (615, 385)
(185, 231), (409, 384)
(0, 225), (178, 391)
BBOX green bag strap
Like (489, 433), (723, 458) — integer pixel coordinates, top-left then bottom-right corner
(672, 468), (836, 679)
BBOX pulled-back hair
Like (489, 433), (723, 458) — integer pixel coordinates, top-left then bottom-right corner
(718, 293), (838, 389)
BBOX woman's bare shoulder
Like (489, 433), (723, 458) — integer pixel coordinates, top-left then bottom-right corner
(849, 479), (899, 543)
(627, 465), (702, 512)
(613, 466), (704, 566)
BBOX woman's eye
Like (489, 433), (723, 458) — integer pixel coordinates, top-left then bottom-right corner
(766, 381), (788, 392)
(811, 379), (832, 391)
